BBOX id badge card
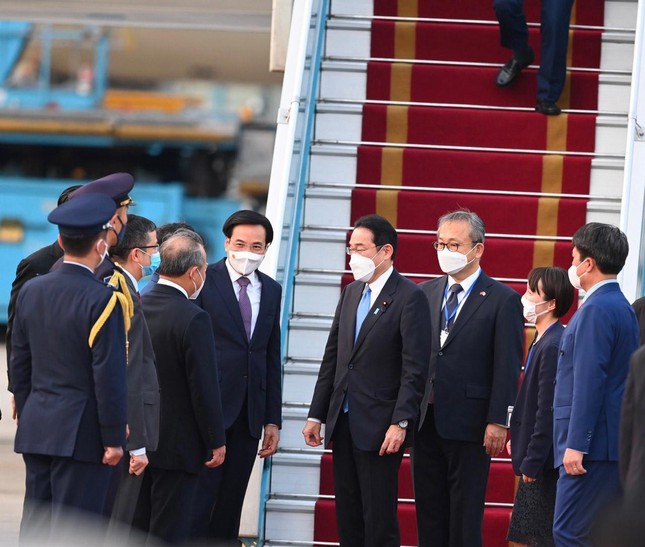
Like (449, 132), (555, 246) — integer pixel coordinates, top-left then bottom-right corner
(440, 328), (449, 347)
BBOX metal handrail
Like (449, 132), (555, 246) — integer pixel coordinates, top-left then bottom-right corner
(329, 14), (636, 35)
(314, 139), (624, 159)
(317, 97), (629, 118)
(307, 181), (621, 201)
(324, 54), (632, 76)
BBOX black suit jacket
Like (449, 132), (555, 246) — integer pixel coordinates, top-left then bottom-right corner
(619, 344), (645, 505)
(11, 263), (128, 461)
(197, 259), (282, 437)
(419, 271), (523, 442)
(113, 266), (161, 452)
(6, 241), (63, 391)
(142, 283), (225, 474)
(309, 269), (431, 451)
(510, 322), (563, 477)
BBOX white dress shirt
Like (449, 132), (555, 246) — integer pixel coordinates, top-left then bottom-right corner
(225, 259), (262, 336)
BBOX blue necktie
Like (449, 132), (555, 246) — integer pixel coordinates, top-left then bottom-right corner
(345, 285), (371, 413)
(355, 285), (372, 342)
(441, 283), (463, 332)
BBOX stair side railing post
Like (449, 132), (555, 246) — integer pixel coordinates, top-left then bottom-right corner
(259, 0), (330, 543)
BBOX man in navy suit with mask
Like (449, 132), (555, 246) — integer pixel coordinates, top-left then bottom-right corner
(553, 223), (639, 546)
(191, 210), (282, 545)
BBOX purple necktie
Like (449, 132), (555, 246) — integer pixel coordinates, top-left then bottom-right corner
(238, 276), (252, 340)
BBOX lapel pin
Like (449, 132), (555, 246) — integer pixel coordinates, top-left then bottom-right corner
(373, 308), (380, 315)
(480, 291), (486, 296)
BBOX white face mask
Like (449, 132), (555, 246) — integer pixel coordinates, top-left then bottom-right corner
(567, 260), (588, 290)
(95, 239), (109, 270)
(349, 247), (384, 283)
(437, 245), (477, 276)
(521, 295), (550, 323)
(228, 250), (265, 276)
(189, 268), (205, 300)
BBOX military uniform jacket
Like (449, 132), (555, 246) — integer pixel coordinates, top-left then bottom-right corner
(10, 263), (128, 462)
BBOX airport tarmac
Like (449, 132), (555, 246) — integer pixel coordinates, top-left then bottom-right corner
(0, 343), (23, 546)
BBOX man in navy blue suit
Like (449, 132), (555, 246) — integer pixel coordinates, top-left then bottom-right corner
(191, 210), (282, 544)
(553, 223), (639, 546)
(10, 193), (128, 541)
(494, 0), (574, 115)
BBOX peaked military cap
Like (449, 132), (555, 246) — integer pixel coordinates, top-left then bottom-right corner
(48, 193), (116, 236)
(71, 172), (135, 207)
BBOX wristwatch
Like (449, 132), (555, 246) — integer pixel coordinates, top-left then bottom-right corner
(397, 420), (409, 430)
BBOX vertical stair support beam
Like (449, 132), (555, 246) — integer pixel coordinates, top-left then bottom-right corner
(260, 0), (329, 542)
(620, 0), (645, 301)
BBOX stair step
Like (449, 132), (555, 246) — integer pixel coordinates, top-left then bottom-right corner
(309, 144), (626, 199)
(320, 61), (631, 112)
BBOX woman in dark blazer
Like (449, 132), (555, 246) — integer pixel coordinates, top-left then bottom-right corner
(507, 267), (574, 547)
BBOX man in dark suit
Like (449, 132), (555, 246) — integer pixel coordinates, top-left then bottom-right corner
(134, 229), (226, 544)
(10, 193), (128, 541)
(413, 210), (524, 547)
(553, 223), (639, 546)
(107, 214), (161, 525)
(494, 0), (574, 115)
(5, 184), (81, 419)
(620, 344), (645, 508)
(303, 214), (431, 547)
(191, 210), (282, 544)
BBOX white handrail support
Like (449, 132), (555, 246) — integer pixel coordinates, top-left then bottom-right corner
(263, 0), (315, 279)
(620, 0), (645, 300)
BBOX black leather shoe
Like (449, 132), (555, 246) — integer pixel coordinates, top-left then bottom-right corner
(535, 100), (562, 115)
(496, 47), (535, 87)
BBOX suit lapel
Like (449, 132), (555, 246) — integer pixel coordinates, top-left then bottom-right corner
(351, 271), (399, 356)
(430, 277), (447, 348)
(442, 272), (492, 348)
(212, 261), (247, 340)
(251, 271), (272, 343)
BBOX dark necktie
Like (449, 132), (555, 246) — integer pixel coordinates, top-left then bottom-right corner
(441, 283), (463, 332)
(238, 276), (252, 340)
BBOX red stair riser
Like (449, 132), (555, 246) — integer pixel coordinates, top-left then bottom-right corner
(372, 0), (604, 27)
(361, 105), (597, 152)
(356, 147), (593, 195)
(366, 62), (599, 110)
(371, 22), (602, 69)
(350, 188), (587, 237)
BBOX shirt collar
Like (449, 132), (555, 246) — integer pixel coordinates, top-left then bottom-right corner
(448, 266), (481, 295)
(157, 278), (189, 299)
(582, 278), (618, 303)
(225, 259), (259, 287)
(367, 265), (394, 293)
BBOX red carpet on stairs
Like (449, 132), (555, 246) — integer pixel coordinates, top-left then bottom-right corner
(314, 0), (603, 544)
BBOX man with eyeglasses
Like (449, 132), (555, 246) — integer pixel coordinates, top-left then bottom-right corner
(413, 209), (524, 547)
(304, 214), (430, 547)
(106, 214), (161, 527)
(190, 210), (282, 545)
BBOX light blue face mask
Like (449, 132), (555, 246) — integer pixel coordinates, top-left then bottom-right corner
(139, 249), (161, 278)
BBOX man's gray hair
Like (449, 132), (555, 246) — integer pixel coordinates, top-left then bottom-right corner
(157, 229), (205, 276)
(437, 210), (486, 244)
